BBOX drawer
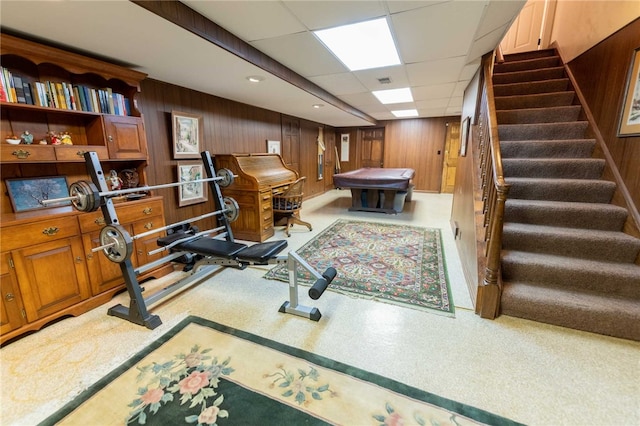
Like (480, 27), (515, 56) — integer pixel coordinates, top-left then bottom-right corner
(132, 216), (164, 236)
(1, 216), (80, 251)
(78, 198), (163, 233)
(55, 145), (109, 161)
(1, 145), (56, 162)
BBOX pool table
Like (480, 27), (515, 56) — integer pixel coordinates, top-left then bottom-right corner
(333, 167), (415, 213)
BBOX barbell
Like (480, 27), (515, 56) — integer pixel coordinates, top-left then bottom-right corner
(92, 196), (240, 263)
(41, 168), (235, 213)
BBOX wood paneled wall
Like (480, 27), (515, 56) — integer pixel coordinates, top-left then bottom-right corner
(381, 117), (458, 192)
(568, 18), (640, 211)
(138, 78), (333, 229)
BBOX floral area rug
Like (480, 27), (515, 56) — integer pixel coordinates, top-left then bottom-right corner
(264, 219), (454, 316)
(41, 316), (521, 426)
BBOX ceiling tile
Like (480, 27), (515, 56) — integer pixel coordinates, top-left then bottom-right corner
(406, 56), (467, 86)
(283, 1), (386, 30)
(475, 0), (526, 39)
(182, 1), (305, 41)
(251, 32), (347, 77)
(391, 1), (488, 63)
(412, 83), (457, 100)
(309, 73), (369, 96)
(352, 65), (410, 91)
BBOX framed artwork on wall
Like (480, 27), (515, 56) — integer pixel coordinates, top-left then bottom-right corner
(6, 176), (71, 212)
(267, 140), (281, 155)
(177, 162), (208, 206)
(459, 116), (470, 157)
(172, 111), (203, 159)
(618, 47), (640, 137)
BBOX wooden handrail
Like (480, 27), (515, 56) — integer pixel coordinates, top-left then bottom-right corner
(476, 51), (510, 319)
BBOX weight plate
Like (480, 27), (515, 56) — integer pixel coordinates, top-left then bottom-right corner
(217, 168), (235, 187)
(223, 196), (240, 222)
(69, 180), (101, 212)
(99, 224), (133, 263)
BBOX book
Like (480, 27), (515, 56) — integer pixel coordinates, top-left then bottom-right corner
(56, 82), (69, 109)
(105, 87), (114, 114)
(23, 82), (34, 105)
(13, 75), (26, 103)
(4, 68), (16, 102)
(73, 86), (83, 111)
(47, 81), (59, 108)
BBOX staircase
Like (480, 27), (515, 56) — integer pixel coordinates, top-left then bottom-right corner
(492, 49), (640, 341)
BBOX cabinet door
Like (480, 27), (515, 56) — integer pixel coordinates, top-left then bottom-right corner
(1, 253), (25, 334)
(104, 115), (148, 160)
(82, 226), (134, 296)
(12, 237), (90, 321)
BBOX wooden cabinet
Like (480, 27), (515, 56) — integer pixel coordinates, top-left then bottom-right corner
(0, 34), (173, 345)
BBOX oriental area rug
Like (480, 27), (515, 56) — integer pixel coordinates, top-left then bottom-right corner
(264, 219), (454, 316)
(41, 316), (521, 426)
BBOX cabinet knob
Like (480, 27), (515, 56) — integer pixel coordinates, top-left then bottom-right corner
(143, 207), (153, 215)
(42, 227), (59, 236)
(108, 135), (113, 142)
(144, 222), (153, 230)
(76, 150), (88, 157)
(75, 256), (83, 264)
(12, 149), (31, 159)
(87, 254), (94, 260)
(95, 217), (105, 226)
(5, 293), (15, 302)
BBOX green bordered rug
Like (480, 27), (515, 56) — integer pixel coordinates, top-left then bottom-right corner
(40, 316), (522, 426)
(264, 219), (454, 316)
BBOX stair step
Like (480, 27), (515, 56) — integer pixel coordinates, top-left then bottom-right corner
(495, 92), (576, 110)
(502, 158), (605, 179)
(493, 66), (566, 84)
(494, 78), (570, 96)
(500, 139), (595, 158)
(500, 280), (640, 341)
(501, 49), (558, 62)
(502, 223), (640, 262)
(499, 121), (588, 140)
(501, 251), (640, 297)
(496, 105), (581, 124)
(505, 177), (616, 203)
(494, 56), (562, 74)
(504, 199), (628, 231)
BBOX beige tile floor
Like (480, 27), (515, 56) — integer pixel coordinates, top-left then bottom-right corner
(1, 190), (639, 425)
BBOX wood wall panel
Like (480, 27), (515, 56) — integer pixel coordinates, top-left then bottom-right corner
(568, 18), (640, 211)
(137, 79), (333, 230)
(381, 117), (458, 192)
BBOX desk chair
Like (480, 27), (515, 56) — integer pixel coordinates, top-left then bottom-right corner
(273, 177), (313, 237)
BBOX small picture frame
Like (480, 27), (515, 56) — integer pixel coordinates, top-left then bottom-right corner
(172, 111), (203, 159)
(460, 116), (470, 157)
(177, 162), (208, 207)
(618, 47), (640, 137)
(6, 176), (71, 212)
(267, 140), (281, 155)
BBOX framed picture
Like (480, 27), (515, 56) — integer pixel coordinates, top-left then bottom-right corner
(267, 140), (281, 155)
(460, 116), (471, 157)
(177, 162), (208, 207)
(618, 47), (640, 137)
(6, 176), (71, 212)
(340, 133), (350, 161)
(172, 111), (203, 159)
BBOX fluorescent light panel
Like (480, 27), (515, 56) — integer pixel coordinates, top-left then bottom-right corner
(314, 18), (400, 71)
(372, 88), (413, 104)
(392, 109), (419, 118)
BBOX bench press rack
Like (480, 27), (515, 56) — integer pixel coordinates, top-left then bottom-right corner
(75, 151), (335, 329)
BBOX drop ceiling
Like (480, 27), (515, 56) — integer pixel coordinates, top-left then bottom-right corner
(0, 0), (525, 127)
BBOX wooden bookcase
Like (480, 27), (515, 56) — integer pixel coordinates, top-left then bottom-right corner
(0, 33), (171, 345)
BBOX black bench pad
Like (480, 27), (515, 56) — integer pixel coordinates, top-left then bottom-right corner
(157, 231), (194, 247)
(237, 240), (287, 262)
(178, 238), (248, 259)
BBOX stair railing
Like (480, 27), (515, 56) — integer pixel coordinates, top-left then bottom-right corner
(477, 51), (510, 318)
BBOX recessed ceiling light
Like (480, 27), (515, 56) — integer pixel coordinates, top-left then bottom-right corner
(312, 104), (324, 109)
(392, 109), (419, 118)
(314, 17), (400, 71)
(372, 88), (413, 104)
(246, 75), (265, 83)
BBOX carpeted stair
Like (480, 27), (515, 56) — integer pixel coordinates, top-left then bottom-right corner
(492, 49), (640, 341)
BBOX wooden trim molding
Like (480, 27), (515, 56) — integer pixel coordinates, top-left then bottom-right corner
(131, 0), (377, 125)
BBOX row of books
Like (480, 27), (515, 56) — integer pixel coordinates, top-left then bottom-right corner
(0, 67), (131, 116)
